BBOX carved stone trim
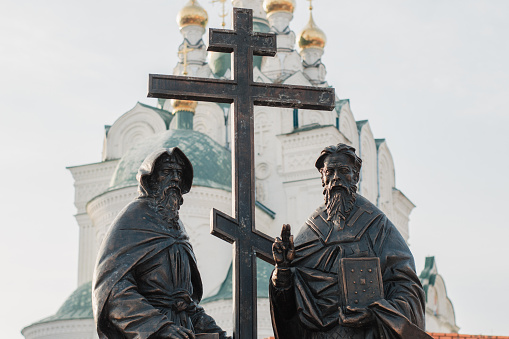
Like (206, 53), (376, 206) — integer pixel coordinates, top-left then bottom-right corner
(22, 318), (97, 339)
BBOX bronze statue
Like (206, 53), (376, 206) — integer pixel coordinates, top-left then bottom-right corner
(270, 143), (432, 339)
(92, 148), (229, 339)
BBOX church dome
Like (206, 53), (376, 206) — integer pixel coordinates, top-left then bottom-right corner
(109, 129), (231, 192)
(177, 0), (208, 29)
(263, 0), (296, 15)
(298, 13), (326, 50)
(29, 282), (93, 325)
(209, 51), (231, 78)
(202, 258), (273, 303)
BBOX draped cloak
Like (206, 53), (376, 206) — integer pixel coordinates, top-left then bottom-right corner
(92, 199), (227, 338)
(270, 194), (432, 339)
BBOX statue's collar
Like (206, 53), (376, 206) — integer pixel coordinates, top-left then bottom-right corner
(306, 196), (381, 244)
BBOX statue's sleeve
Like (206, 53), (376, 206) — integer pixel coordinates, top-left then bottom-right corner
(269, 275), (308, 339)
(105, 270), (172, 338)
(368, 216), (431, 338)
(190, 305), (230, 339)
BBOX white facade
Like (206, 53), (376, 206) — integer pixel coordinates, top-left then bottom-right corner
(23, 1), (456, 338)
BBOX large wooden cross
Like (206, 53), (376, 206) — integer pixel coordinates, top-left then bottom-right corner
(148, 8), (335, 339)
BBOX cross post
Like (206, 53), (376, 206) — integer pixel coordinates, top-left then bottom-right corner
(148, 8), (335, 339)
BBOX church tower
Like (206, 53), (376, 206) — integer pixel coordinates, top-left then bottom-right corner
(297, 0), (328, 86)
(261, 0), (303, 81)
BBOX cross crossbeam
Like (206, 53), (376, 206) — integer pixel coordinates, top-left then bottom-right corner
(149, 75), (334, 109)
(148, 8), (335, 339)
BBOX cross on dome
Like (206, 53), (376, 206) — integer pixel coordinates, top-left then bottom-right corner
(178, 42), (197, 76)
(211, 0), (229, 28)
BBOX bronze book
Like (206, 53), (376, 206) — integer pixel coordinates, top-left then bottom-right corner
(339, 257), (384, 308)
(195, 334), (219, 339)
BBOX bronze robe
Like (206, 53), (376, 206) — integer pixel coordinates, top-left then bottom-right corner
(93, 198), (227, 339)
(270, 194), (432, 339)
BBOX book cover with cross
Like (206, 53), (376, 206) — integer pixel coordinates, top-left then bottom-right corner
(339, 257), (384, 308)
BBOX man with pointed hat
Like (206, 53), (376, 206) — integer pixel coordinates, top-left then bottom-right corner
(93, 148), (229, 339)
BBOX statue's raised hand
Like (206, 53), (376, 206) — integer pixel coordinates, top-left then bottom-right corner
(272, 224), (295, 268)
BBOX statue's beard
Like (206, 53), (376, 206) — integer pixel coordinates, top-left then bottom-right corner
(323, 183), (357, 229)
(154, 185), (183, 228)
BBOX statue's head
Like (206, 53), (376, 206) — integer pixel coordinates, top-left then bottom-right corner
(315, 143), (362, 226)
(137, 148), (193, 226)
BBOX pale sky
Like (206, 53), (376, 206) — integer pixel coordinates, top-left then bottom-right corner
(1, 1), (508, 338)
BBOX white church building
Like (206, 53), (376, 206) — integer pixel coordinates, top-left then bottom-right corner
(22, 1), (458, 338)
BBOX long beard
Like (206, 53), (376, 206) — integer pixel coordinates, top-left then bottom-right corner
(324, 184), (356, 229)
(154, 186), (183, 228)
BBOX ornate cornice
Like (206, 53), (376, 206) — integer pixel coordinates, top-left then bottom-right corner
(21, 318), (95, 338)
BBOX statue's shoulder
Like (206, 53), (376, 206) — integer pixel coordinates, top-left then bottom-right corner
(345, 195), (385, 229)
(309, 204), (327, 220)
(109, 198), (154, 231)
(293, 205), (329, 246)
(353, 194), (382, 214)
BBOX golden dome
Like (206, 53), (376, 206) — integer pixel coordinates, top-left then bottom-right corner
(171, 99), (198, 114)
(263, 0), (296, 15)
(177, 0), (208, 29)
(298, 13), (326, 50)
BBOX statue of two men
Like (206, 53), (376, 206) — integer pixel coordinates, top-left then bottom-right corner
(92, 143), (430, 339)
(93, 148), (228, 339)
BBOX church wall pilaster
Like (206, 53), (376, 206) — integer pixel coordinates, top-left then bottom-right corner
(68, 160), (119, 286)
(392, 188), (414, 243)
(76, 214), (96, 286)
(357, 122), (378, 204)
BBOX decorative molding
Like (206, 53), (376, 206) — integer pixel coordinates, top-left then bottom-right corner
(104, 104), (167, 160)
(278, 125), (340, 150)
(22, 318), (98, 339)
(68, 160), (119, 214)
(278, 126), (346, 182)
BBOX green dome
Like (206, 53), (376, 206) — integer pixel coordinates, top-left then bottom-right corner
(32, 282), (93, 325)
(109, 129), (232, 192)
(201, 258), (273, 303)
(209, 52), (231, 78)
(209, 52), (265, 78)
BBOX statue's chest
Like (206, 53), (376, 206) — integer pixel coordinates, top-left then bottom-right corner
(135, 243), (193, 293)
(312, 239), (375, 275)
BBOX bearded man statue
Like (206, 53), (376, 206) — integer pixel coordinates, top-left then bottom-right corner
(270, 143), (432, 339)
(93, 148), (229, 339)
